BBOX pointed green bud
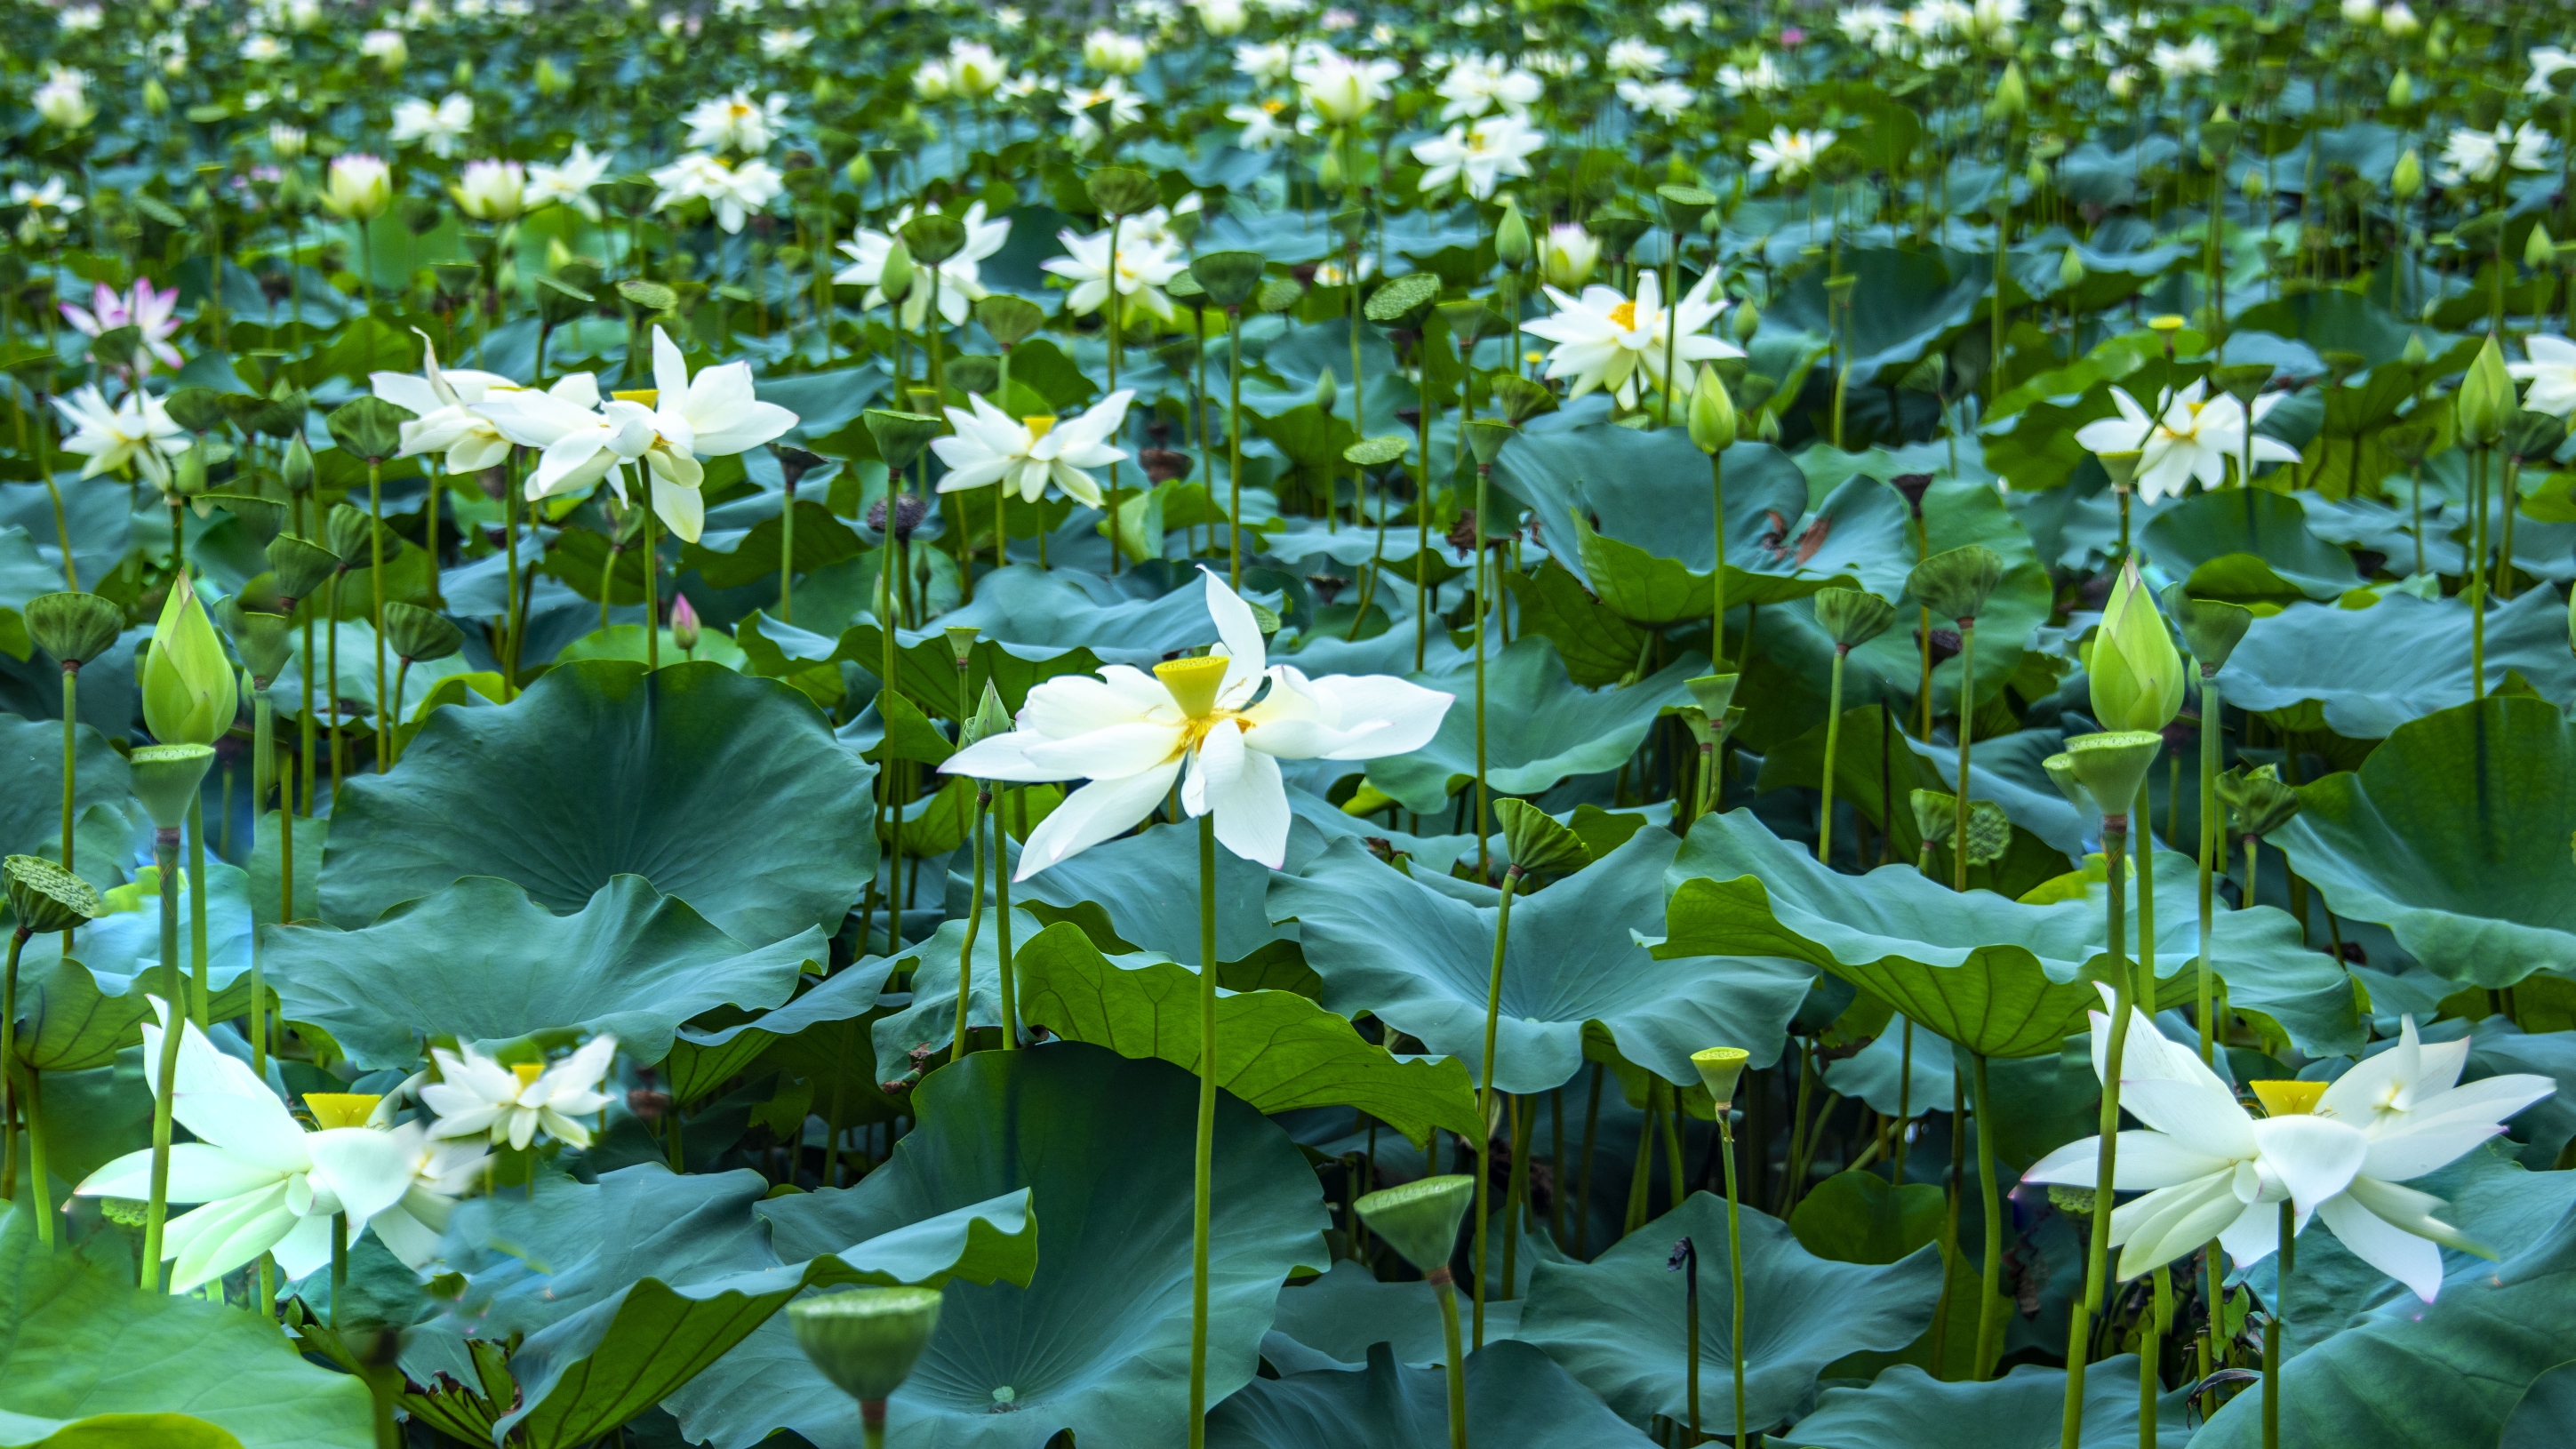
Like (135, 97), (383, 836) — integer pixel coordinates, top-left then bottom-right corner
(2457, 333), (2516, 447)
(1314, 365), (1339, 418)
(1987, 62), (2028, 122)
(1731, 300), (1761, 345)
(1691, 1046), (1750, 1109)
(2529, 222), (2559, 272)
(141, 575), (239, 746)
(171, 447), (208, 500)
(282, 435), (316, 496)
(2402, 331), (2432, 368)
(2157, 584), (2253, 674)
(2058, 246), (2087, 292)
(1493, 196), (1532, 268)
(877, 239), (916, 302)
(2064, 730), (2163, 820)
(1906, 544), (2005, 624)
(1813, 588), (1896, 649)
(2388, 69), (2414, 108)
(1493, 797), (1588, 880)
(1688, 365), (1738, 455)
(127, 742), (214, 830)
(961, 680), (1014, 751)
(2088, 559), (2185, 733)
(2391, 148), (2423, 200)
(381, 601), (463, 662)
(25, 590), (125, 668)
(787, 1286), (945, 1405)
(4, 853), (99, 934)
(864, 410), (945, 473)
(1353, 1174), (1475, 1277)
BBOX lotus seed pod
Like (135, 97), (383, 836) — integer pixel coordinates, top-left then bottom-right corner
(1464, 419), (1515, 468)
(1085, 165), (1160, 220)
(1906, 545), (2005, 624)
(864, 410), (944, 474)
(2089, 560), (2185, 733)
(127, 742), (215, 829)
(976, 293), (1047, 347)
(787, 1286), (947, 1405)
(2042, 751), (2085, 807)
(2215, 763), (2300, 837)
(1813, 588), (1896, 649)
(1352, 1174), (1475, 1276)
(140, 575), (239, 747)
(1692, 1046), (1750, 1109)
(226, 607), (295, 686)
(25, 591), (124, 668)
(1188, 250), (1267, 309)
(267, 535), (340, 604)
(2157, 584), (2253, 673)
(4, 854), (100, 935)
(898, 211), (967, 267)
(381, 601), (464, 662)
(2064, 730), (2163, 820)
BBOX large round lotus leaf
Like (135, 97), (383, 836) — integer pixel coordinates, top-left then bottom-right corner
(0, 1210), (375, 1449)
(1362, 640), (1705, 815)
(318, 660), (878, 945)
(1493, 413), (1913, 622)
(1664, 811), (2364, 1058)
(1207, 1341), (1654, 1449)
(1766, 246), (1996, 386)
(2216, 590), (2576, 741)
(1774, 1359), (2194, 1448)
(2269, 697), (2576, 988)
(407, 1165), (1033, 1449)
(266, 620), (481, 728)
(933, 564), (1236, 665)
(2501, 1361), (2576, 1449)
(2140, 485), (2359, 603)
(2189, 1192), (2576, 1448)
(665, 1045), (1328, 1449)
(0, 715), (126, 869)
(1261, 1261), (1524, 1373)
(1516, 1192), (1943, 1434)
(1270, 829), (1812, 1093)
(260, 875), (827, 1069)
(1012, 815), (1319, 966)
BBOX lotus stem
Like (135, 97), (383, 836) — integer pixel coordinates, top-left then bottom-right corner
(23, 1067), (51, 1246)
(1708, 450), (1728, 670)
(2501, 453), (2522, 601)
(2197, 668), (2220, 1063)
(504, 459), (523, 700)
(1952, 616), (1979, 892)
(1719, 1111), (1747, 1449)
(1503, 1093), (1529, 1301)
(951, 789), (988, 1065)
(1473, 862), (1521, 1346)
(2144, 1263), (2169, 1448)
(369, 460), (389, 771)
(327, 572), (345, 809)
(2469, 445), (2489, 700)
(389, 659), (412, 765)
(1961, 1051), (2004, 1383)
(996, 789), (1018, 1049)
(141, 824), (182, 1290)
(2263, 1198), (2293, 1449)
(2, 930), (26, 1240)
(861, 1398), (887, 1449)
(1676, 1234), (1701, 1442)
(2408, 461), (2425, 577)
(1227, 306), (1245, 591)
(1105, 217), (1124, 576)
(780, 472), (796, 622)
(1473, 461), (1493, 878)
(330, 1212), (348, 1327)
(2135, 779), (2156, 1008)
(58, 662), (76, 962)
(253, 694), (273, 1071)
(1188, 811), (1220, 1449)
(300, 605), (318, 813)
(1412, 363), (1431, 672)
(187, 796), (209, 1027)
(1820, 645), (1848, 864)
(2063, 808), (2138, 1449)
(643, 506), (661, 671)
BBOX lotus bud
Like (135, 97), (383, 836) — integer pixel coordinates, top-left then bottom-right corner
(877, 240), (916, 303)
(2529, 223), (2559, 273)
(1493, 797), (1588, 881)
(2457, 333), (2515, 447)
(961, 680), (1014, 751)
(2387, 70), (2414, 108)
(1493, 196), (1532, 269)
(142, 78), (169, 117)
(127, 742), (214, 830)
(281, 434), (316, 496)
(1813, 588), (1896, 649)
(2059, 246), (2086, 292)
(2088, 560), (2185, 733)
(382, 601), (463, 663)
(26, 591), (125, 668)
(1986, 62), (2028, 123)
(1314, 365), (1339, 418)
(2156, 584), (2253, 674)
(1731, 302), (1762, 348)
(2390, 148), (2423, 200)
(170, 447), (208, 501)
(1906, 544), (2004, 624)
(1352, 1174), (1475, 1277)
(864, 410), (944, 473)
(788, 1286), (946, 1407)
(4, 854), (100, 936)
(2063, 730), (2163, 820)
(667, 593), (700, 653)
(1688, 366), (1738, 455)
(1691, 1046), (1751, 1109)
(2214, 762), (2300, 837)
(141, 575), (239, 747)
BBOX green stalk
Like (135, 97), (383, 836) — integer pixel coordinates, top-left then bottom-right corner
(58, 664), (75, 963)
(2135, 779), (2157, 1010)
(1413, 384), (1433, 672)
(1819, 646), (1848, 863)
(2062, 809), (2138, 1449)
(1105, 216), (1124, 576)
(643, 507), (661, 672)
(22, 1068), (50, 1246)
(1971, 1051), (2004, 1378)
(1719, 1111), (1748, 1449)
(1709, 451), (1728, 668)
(369, 461), (388, 772)
(1226, 306), (1244, 589)
(951, 790), (988, 1065)
(140, 825), (182, 1290)
(2263, 1199), (2293, 1449)
(996, 787), (1018, 1049)
(861, 1400), (887, 1449)
(502, 468), (523, 699)
(1502, 1093), (1529, 1300)
(1682, 1238), (1700, 1442)
(327, 572), (344, 809)
(1188, 813), (1219, 1449)
(1432, 1269), (1468, 1449)
(330, 1213), (347, 1327)
(780, 472), (796, 622)
(1952, 616), (1979, 892)
(1473, 461), (1492, 878)
(2470, 446), (2489, 700)
(252, 694), (273, 1072)
(1, 931), (28, 1242)
(1472, 864), (1524, 1348)
(186, 797), (208, 1027)
(2196, 668), (2220, 1063)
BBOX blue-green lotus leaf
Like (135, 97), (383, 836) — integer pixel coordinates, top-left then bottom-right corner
(2215, 589), (2576, 741)
(1261, 1261), (1524, 1374)
(1362, 640), (1703, 814)
(318, 660), (878, 946)
(1208, 1341), (1654, 1449)
(1775, 1359), (2193, 1448)
(2140, 486), (2359, 603)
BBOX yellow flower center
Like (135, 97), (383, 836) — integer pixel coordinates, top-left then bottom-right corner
(1154, 654), (1234, 720)
(305, 1093), (383, 1129)
(2249, 1079), (2328, 1117)
(511, 1061), (547, 1092)
(1606, 300), (1638, 330)
(1262, 98), (1284, 114)
(1025, 415), (1058, 438)
(612, 388), (660, 406)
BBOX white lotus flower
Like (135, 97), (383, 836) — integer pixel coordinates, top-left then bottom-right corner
(1522, 268), (1743, 410)
(423, 1035), (619, 1151)
(931, 389), (1134, 508)
(368, 1133), (490, 1271)
(682, 89), (787, 155)
(2508, 334), (2576, 420)
(1618, 78), (1692, 123)
(52, 385), (188, 488)
(2071, 382), (2301, 502)
(1604, 37), (1669, 79)
(369, 332), (523, 475)
(526, 142), (612, 221)
(1191, 0), (1248, 36)
(1293, 47), (1399, 124)
(760, 27), (813, 60)
(390, 92), (474, 158)
(74, 1005), (416, 1293)
(1235, 40), (1294, 84)
(2149, 36), (2220, 79)
(2438, 123), (2552, 188)
(32, 67), (92, 129)
(1083, 28), (1149, 75)
(2527, 45), (2576, 99)
(1060, 77), (1146, 146)
(649, 153), (785, 235)
(1228, 98), (1298, 151)
(1435, 53), (1541, 121)
(913, 59), (955, 102)
(945, 569), (1452, 877)
(947, 40), (1007, 98)
(1044, 223), (1186, 321)
(1748, 126), (1836, 185)
(1715, 55), (1785, 96)
(833, 201), (1012, 330)
(10, 176), (82, 220)
(1412, 114), (1543, 200)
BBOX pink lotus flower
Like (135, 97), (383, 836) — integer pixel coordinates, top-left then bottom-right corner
(60, 279), (183, 373)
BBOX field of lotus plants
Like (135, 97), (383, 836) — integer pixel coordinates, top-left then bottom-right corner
(8, 0), (2576, 1445)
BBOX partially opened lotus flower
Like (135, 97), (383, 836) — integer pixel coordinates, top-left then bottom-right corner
(422, 1034), (620, 1151)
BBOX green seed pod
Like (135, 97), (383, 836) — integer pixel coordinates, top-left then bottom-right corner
(2089, 560), (2185, 733)
(787, 1286), (946, 1405)
(325, 395), (415, 464)
(1656, 183), (1716, 236)
(1691, 1046), (1750, 1109)
(1464, 419), (1515, 468)
(2064, 730), (2164, 820)
(26, 590), (125, 668)
(2388, 69), (2415, 108)
(161, 386), (230, 435)
(1688, 366), (1738, 455)
(1352, 1174), (1475, 1277)
(1906, 544), (2005, 624)
(2214, 762), (2300, 837)
(5, 853), (100, 934)
(381, 601), (463, 662)
(326, 504), (379, 565)
(1085, 165), (1161, 220)
(899, 211), (967, 267)
(1188, 250), (1267, 309)
(140, 575), (240, 747)
(2157, 584), (2253, 674)
(864, 410), (944, 473)
(976, 294), (1047, 348)
(2505, 409), (2566, 465)
(1493, 797), (1588, 880)
(2042, 751), (2085, 807)
(267, 535), (340, 604)
(1364, 272), (1441, 329)
(1987, 61), (2029, 122)
(1812, 588), (1897, 649)
(225, 606), (295, 687)
(128, 742), (215, 829)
